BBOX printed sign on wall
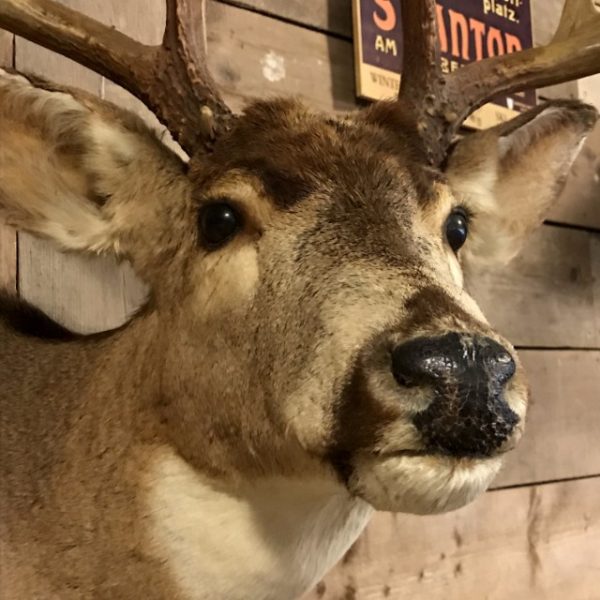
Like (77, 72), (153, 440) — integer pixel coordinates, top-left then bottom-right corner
(353, 0), (536, 129)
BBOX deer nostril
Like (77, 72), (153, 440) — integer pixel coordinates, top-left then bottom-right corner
(394, 372), (416, 388)
(391, 333), (462, 387)
(481, 345), (516, 385)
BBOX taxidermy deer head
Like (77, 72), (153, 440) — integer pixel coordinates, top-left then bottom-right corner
(1, 0), (599, 599)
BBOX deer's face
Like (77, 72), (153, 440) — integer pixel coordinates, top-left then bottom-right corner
(1, 72), (594, 515)
(155, 99), (530, 514)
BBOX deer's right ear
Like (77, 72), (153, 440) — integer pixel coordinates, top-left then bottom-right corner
(0, 69), (189, 255)
(445, 100), (598, 266)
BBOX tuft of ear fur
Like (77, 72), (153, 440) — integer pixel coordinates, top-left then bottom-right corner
(0, 68), (186, 256)
(446, 100), (598, 265)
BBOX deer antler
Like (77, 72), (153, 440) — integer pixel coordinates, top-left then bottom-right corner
(0, 0), (232, 154)
(399, 0), (600, 166)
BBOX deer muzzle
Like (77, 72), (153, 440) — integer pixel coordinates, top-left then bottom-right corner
(392, 332), (519, 458)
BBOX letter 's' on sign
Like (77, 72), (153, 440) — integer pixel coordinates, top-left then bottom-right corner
(352, 0), (536, 130)
(373, 0), (397, 31)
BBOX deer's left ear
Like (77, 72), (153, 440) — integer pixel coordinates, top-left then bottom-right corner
(445, 100), (598, 265)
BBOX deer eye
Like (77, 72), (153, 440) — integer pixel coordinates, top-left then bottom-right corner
(199, 202), (242, 250)
(445, 208), (469, 253)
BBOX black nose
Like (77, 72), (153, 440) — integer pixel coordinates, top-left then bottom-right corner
(392, 332), (519, 457)
(392, 332), (516, 388)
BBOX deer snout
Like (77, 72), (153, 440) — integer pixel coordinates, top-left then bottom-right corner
(392, 332), (519, 458)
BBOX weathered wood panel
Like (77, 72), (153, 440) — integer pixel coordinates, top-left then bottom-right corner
(215, 0), (352, 38)
(304, 476), (600, 600)
(0, 224), (16, 293)
(220, 0), (600, 44)
(549, 123), (600, 230)
(0, 29), (11, 64)
(0, 31), (16, 292)
(467, 226), (600, 348)
(495, 351), (600, 487)
(207, 1), (357, 114)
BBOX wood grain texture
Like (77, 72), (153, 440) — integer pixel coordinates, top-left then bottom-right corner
(550, 122), (600, 230)
(0, 28), (12, 64)
(0, 30), (16, 293)
(206, 1), (357, 114)
(0, 222), (16, 293)
(215, 0), (353, 38)
(213, 0), (595, 113)
(532, 0), (579, 100)
(467, 225), (600, 348)
(303, 476), (600, 600)
(495, 351), (600, 487)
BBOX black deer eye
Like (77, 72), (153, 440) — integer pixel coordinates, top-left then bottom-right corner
(199, 202), (242, 250)
(445, 208), (469, 253)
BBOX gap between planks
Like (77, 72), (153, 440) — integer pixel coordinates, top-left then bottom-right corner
(213, 0), (353, 41)
(493, 472), (600, 493)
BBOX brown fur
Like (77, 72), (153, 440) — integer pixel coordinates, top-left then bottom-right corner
(0, 68), (597, 599)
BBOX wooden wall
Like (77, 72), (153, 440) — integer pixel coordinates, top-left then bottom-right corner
(1, 2), (599, 598)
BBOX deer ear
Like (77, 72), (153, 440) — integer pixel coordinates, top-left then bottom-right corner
(445, 100), (598, 265)
(0, 69), (187, 255)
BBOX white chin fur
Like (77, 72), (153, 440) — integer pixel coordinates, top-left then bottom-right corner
(350, 454), (503, 515)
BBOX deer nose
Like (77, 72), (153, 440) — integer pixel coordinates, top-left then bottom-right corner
(392, 332), (516, 387)
(392, 332), (519, 457)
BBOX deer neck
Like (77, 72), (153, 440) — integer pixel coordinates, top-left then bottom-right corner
(1, 312), (373, 599)
(144, 447), (373, 600)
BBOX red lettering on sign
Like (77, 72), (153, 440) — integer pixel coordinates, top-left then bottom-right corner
(487, 26), (505, 56)
(469, 18), (486, 61)
(373, 0), (396, 31)
(449, 9), (469, 60)
(506, 33), (522, 53)
(435, 4), (449, 53)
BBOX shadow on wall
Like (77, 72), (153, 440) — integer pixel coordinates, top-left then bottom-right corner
(325, 0), (370, 113)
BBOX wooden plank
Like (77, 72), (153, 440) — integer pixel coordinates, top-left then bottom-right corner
(304, 476), (600, 600)
(467, 225), (600, 348)
(0, 223), (16, 294)
(549, 123), (600, 230)
(0, 29), (12, 65)
(206, 1), (357, 114)
(0, 31), (16, 293)
(532, 0), (579, 100)
(216, 0), (593, 111)
(495, 351), (600, 487)
(214, 0), (353, 38)
(217, 0), (573, 45)
(18, 235), (146, 334)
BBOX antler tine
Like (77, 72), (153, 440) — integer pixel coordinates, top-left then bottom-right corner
(397, 0), (450, 164)
(439, 0), (600, 163)
(396, 0), (600, 167)
(0, 0), (233, 154)
(398, 0), (442, 106)
(157, 0), (233, 150)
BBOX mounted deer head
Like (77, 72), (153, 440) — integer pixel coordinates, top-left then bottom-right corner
(1, 1), (599, 599)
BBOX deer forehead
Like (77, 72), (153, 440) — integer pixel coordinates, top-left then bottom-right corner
(192, 101), (457, 234)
